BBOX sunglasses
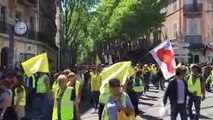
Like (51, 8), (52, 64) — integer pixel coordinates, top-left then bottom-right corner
(110, 84), (120, 88)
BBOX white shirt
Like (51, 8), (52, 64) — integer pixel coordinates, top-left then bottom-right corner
(177, 79), (185, 104)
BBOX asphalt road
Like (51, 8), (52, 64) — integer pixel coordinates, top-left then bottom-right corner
(81, 85), (213, 120)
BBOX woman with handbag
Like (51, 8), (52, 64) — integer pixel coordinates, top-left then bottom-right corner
(102, 78), (135, 120)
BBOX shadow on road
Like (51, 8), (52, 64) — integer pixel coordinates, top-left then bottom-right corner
(199, 114), (212, 119)
(139, 101), (154, 106)
(141, 114), (163, 120)
(148, 90), (159, 93)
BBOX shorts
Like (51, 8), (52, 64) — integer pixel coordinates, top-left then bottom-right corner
(15, 105), (25, 118)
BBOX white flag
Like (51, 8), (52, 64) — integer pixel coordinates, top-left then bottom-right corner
(150, 40), (176, 80)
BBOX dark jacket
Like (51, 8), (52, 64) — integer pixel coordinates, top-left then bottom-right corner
(163, 78), (192, 105)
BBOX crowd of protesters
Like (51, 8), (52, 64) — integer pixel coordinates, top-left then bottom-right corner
(0, 62), (212, 120)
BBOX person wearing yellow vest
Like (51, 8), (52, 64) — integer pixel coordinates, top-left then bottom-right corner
(13, 79), (26, 120)
(98, 83), (110, 120)
(67, 72), (81, 120)
(36, 72), (51, 117)
(205, 69), (213, 92)
(52, 74), (81, 120)
(187, 64), (205, 120)
(8, 72), (26, 120)
(102, 78), (134, 120)
(133, 70), (144, 94)
(90, 67), (102, 112)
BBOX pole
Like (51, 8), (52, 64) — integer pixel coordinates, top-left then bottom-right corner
(7, 25), (14, 70)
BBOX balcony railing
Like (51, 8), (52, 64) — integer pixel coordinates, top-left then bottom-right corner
(183, 3), (203, 14)
(185, 35), (205, 50)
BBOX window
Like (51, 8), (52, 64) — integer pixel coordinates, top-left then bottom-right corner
(29, 17), (35, 31)
(173, 0), (177, 11)
(194, 55), (199, 63)
(15, 11), (21, 23)
(172, 23), (178, 38)
(19, 53), (35, 62)
(0, 5), (6, 22)
(186, 18), (201, 35)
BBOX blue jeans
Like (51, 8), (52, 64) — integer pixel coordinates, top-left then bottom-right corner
(36, 94), (49, 117)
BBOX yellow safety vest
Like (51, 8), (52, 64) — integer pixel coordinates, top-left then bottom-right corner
(52, 87), (74, 120)
(99, 84), (110, 104)
(14, 85), (26, 106)
(75, 81), (81, 98)
(103, 92), (127, 120)
(187, 75), (202, 97)
(24, 74), (36, 88)
(37, 75), (48, 93)
(210, 71), (213, 85)
(91, 74), (101, 91)
(133, 77), (144, 93)
(186, 67), (191, 75)
(67, 80), (81, 98)
(99, 93), (111, 104)
(52, 82), (59, 92)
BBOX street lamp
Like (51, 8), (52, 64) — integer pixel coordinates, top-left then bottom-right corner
(8, 22), (28, 70)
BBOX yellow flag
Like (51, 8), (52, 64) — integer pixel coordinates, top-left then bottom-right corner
(96, 55), (101, 66)
(22, 53), (49, 77)
(176, 63), (182, 68)
(128, 66), (136, 78)
(100, 61), (131, 92)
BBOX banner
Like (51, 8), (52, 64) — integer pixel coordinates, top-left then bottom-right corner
(96, 55), (101, 66)
(22, 53), (49, 77)
(150, 40), (176, 79)
(100, 61), (132, 91)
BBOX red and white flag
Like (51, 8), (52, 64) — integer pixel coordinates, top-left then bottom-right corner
(150, 40), (176, 80)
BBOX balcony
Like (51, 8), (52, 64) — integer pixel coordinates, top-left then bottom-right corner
(183, 3), (203, 15)
(185, 35), (205, 50)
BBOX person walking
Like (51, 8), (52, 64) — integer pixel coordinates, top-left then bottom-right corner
(35, 72), (51, 118)
(0, 79), (17, 120)
(133, 70), (144, 95)
(102, 78), (135, 120)
(187, 64), (206, 120)
(90, 67), (102, 112)
(163, 67), (190, 120)
(52, 74), (81, 120)
(142, 65), (150, 93)
(12, 73), (26, 120)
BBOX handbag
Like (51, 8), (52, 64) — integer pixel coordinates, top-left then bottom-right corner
(117, 111), (127, 120)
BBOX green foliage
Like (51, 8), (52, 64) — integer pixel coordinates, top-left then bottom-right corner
(61, 0), (165, 64)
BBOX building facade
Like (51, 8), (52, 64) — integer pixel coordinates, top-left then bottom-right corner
(0, 0), (58, 72)
(161, 0), (213, 64)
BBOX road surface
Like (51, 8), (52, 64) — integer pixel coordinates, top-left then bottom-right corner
(81, 85), (213, 120)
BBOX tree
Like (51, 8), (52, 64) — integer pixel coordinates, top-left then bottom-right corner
(87, 0), (165, 62)
(60, 0), (96, 67)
